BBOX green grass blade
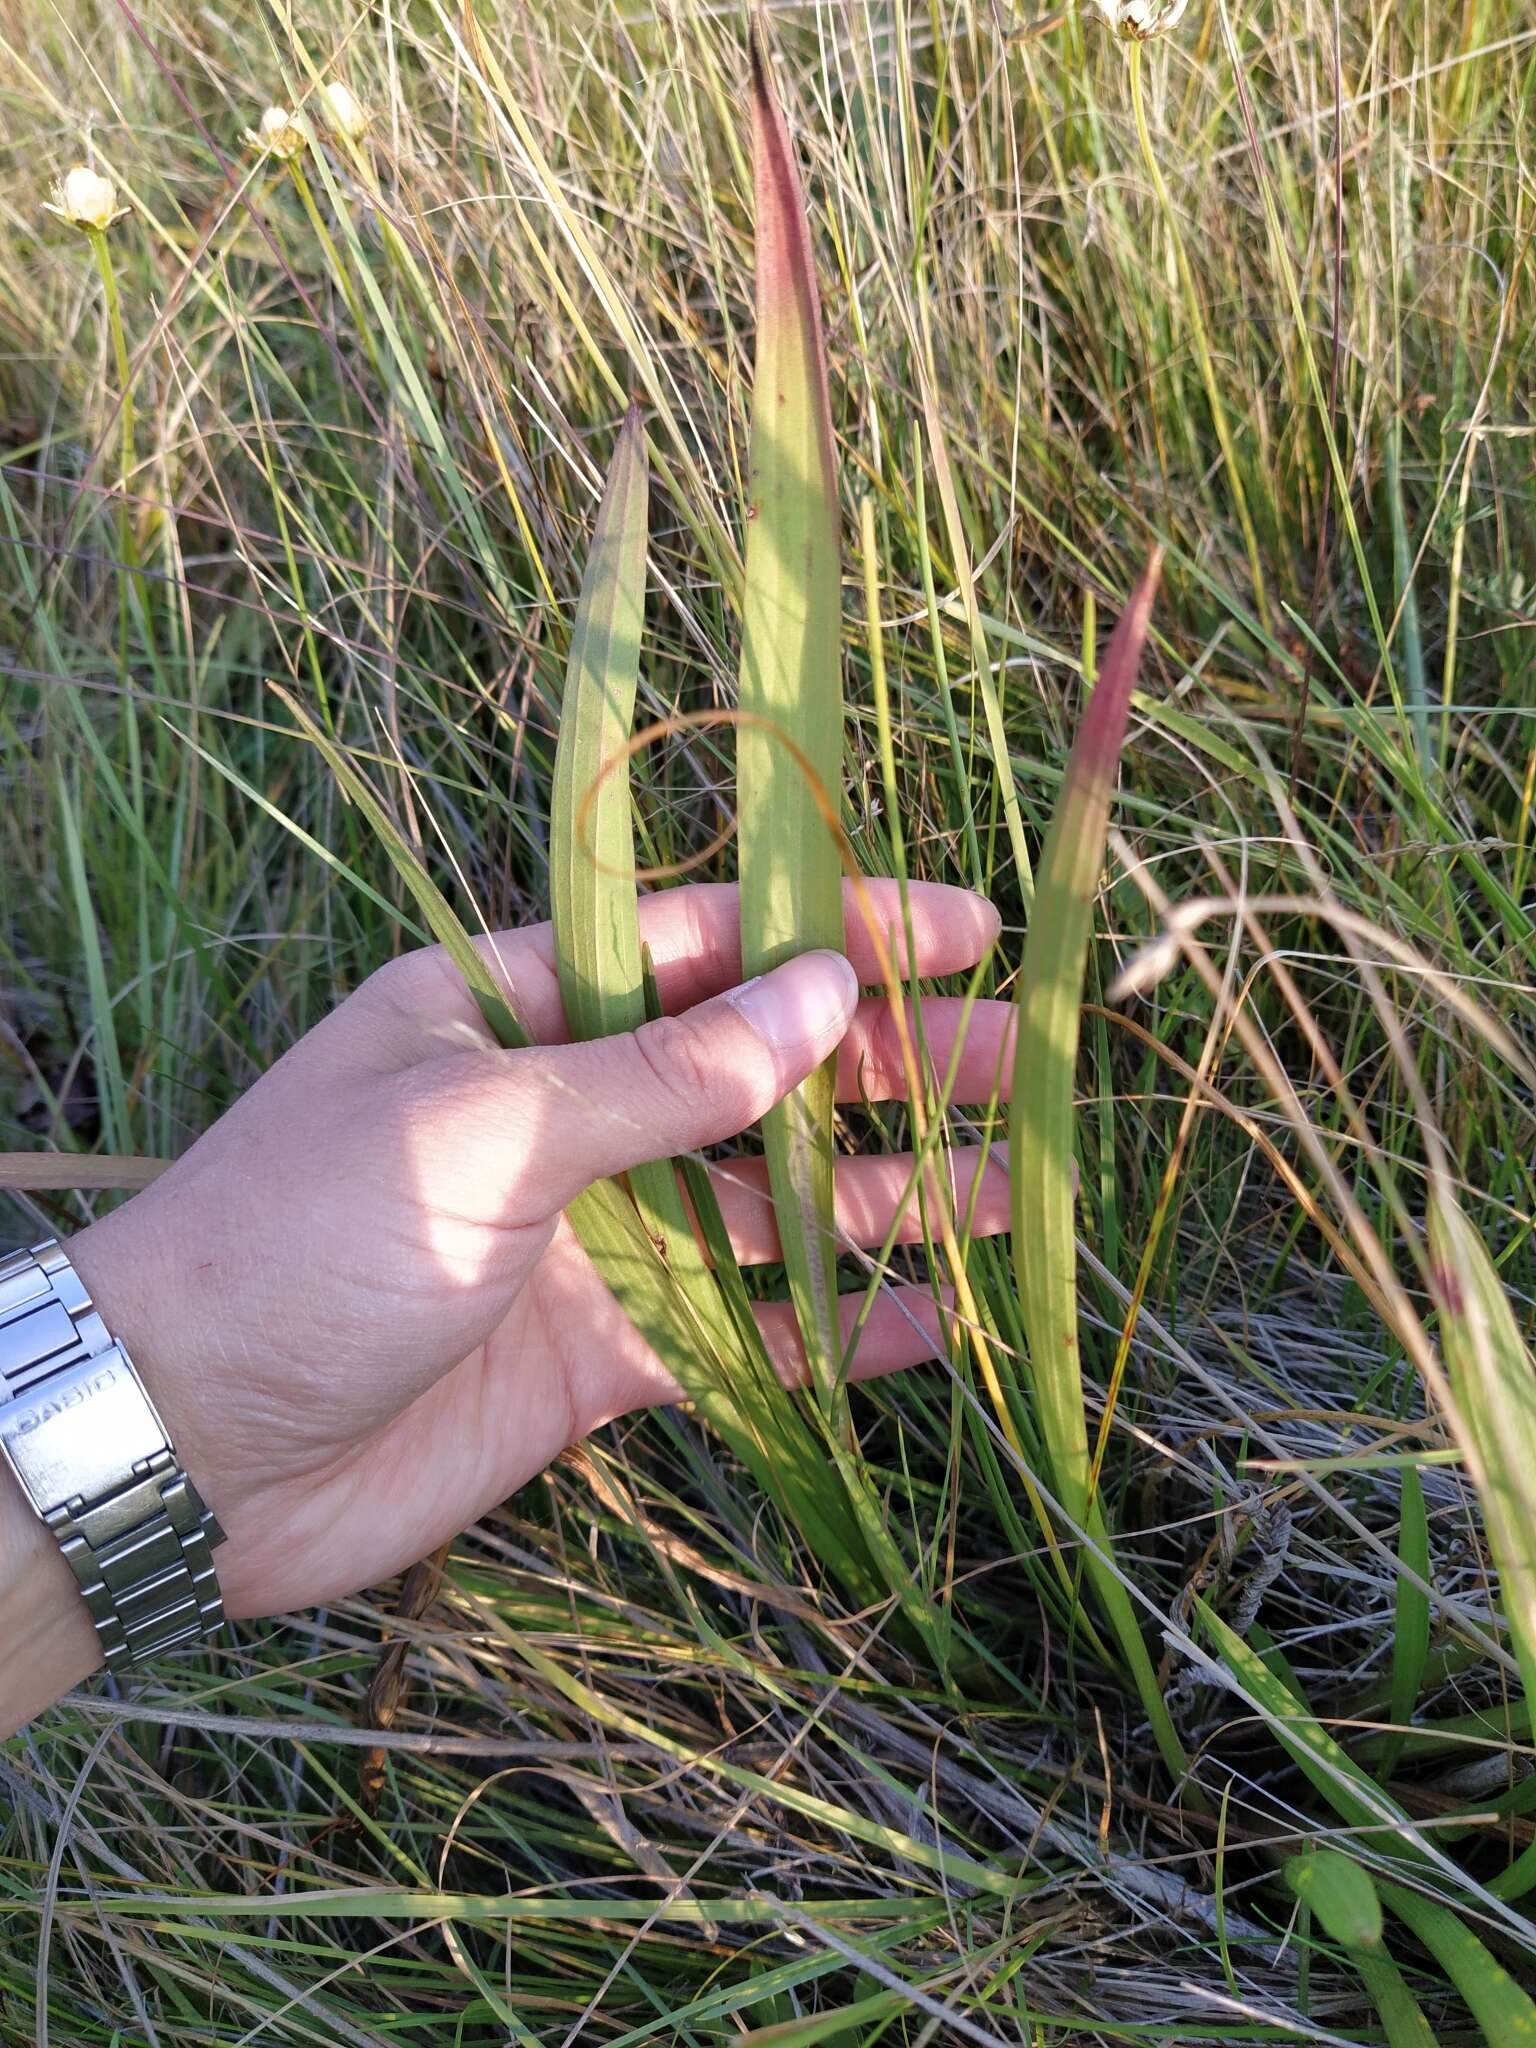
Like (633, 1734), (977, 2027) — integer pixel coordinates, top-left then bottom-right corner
(1380, 1464), (1430, 1783)
(1385, 423), (1431, 771)
(914, 328), (1034, 905)
(1200, 1598), (1424, 1845)
(1286, 1849), (1438, 2048)
(1204, 1601), (1536, 2044)
(55, 771), (132, 1158)
(550, 403), (650, 1044)
(1350, 1951), (1440, 2048)
(1009, 553), (1161, 1525)
(545, 415), (746, 1354)
(1006, 556), (1187, 1776)
(737, 1987), (911, 2046)
(1428, 1191), (1536, 1694)
(736, 34), (845, 1400)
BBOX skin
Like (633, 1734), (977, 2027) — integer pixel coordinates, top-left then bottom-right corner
(0, 880), (1015, 1737)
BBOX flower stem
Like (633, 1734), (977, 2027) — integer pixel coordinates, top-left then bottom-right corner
(88, 224), (143, 653)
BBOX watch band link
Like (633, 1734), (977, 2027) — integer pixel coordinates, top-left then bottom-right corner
(0, 1240), (225, 1669)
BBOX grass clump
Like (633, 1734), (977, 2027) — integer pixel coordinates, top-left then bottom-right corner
(4, 2), (1536, 2043)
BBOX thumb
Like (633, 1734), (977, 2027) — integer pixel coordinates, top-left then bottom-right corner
(458, 950), (859, 1221)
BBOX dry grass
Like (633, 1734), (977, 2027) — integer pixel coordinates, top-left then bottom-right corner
(3, 0), (1535, 2040)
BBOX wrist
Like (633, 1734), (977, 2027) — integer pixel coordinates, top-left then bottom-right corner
(0, 1228), (230, 1724)
(66, 1210), (298, 1624)
(66, 1207), (225, 1507)
(0, 1453), (104, 1738)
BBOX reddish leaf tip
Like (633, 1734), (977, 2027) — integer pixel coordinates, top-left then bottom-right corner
(1076, 549), (1163, 769)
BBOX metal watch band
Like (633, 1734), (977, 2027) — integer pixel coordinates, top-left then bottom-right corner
(0, 1239), (225, 1670)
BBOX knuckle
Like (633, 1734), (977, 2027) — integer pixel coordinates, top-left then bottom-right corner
(634, 1013), (745, 1125)
(358, 948), (438, 1016)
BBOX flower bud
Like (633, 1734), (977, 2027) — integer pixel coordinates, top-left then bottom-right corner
(45, 164), (127, 233)
(322, 80), (369, 143)
(1091, 0), (1192, 36)
(247, 106), (307, 161)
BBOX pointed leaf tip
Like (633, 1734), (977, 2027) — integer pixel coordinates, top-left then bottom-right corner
(1077, 550), (1163, 768)
(745, 23), (835, 491)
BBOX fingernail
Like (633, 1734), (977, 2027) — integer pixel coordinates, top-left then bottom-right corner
(723, 950), (858, 1053)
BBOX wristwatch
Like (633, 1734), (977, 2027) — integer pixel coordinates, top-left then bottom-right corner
(0, 1239), (225, 1669)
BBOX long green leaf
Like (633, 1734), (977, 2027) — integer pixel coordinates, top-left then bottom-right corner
(1351, 1952), (1440, 2048)
(1376, 1878), (1536, 2048)
(1380, 1463), (1430, 1783)
(545, 415), (753, 1355)
(550, 404), (651, 1045)
(1006, 557), (1187, 1778)
(1009, 554), (1162, 1525)
(1201, 1599), (1424, 1846)
(56, 771), (131, 1158)
(736, 34), (844, 1399)
(1284, 1849), (1437, 2048)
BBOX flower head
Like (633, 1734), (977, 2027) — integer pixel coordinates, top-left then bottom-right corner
(45, 164), (128, 233)
(1090, 0), (1192, 36)
(246, 105), (307, 161)
(322, 80), (370, 143)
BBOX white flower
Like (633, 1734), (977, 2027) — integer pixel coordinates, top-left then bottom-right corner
(1090, 0), (1192, 37)
(321, 80), (369, 143)
(45, 164), (128, 233)
(246, 106), (307, 161)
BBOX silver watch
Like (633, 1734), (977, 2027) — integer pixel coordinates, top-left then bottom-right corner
(0, 1239), (225, 1669)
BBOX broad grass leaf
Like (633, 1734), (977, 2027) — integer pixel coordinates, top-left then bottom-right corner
(1005, 557), (1187, 1777)
(736, 35), (844, 1398)
(1009, 555), (1161, 1526)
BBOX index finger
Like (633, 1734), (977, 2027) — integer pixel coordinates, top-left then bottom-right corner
(379, 879), (1001, 1052)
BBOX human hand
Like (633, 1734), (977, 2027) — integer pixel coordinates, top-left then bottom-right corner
(53, 880), (1013, 1633)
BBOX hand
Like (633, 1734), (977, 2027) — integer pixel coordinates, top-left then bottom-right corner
(23, 881), (1013, 1666)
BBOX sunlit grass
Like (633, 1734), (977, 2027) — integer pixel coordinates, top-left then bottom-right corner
(3, 0), (1535, 2041)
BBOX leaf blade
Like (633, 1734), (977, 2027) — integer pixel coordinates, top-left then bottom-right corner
(1009, 554), (1162, 1525)
(736, 35), (844, 1397)
(549, 404), (650, 1044)
(1003, 560), (1188, 1778)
